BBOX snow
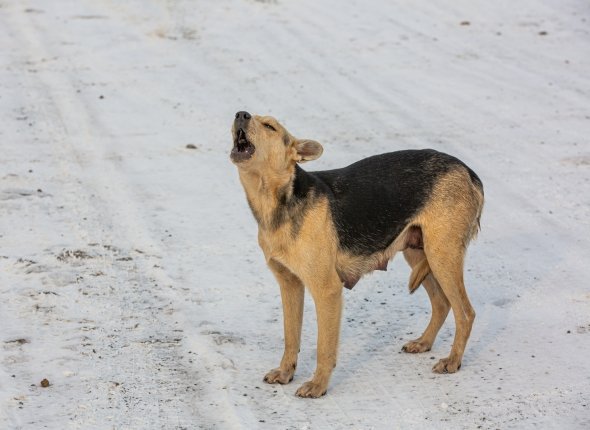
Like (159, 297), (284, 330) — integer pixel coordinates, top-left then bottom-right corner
(1, 0), (589, 428)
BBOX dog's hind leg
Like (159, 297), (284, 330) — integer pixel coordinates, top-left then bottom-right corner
(402, 249), (451, 353)
(423, 237), (475, 374)
(264, 259), (305, 385)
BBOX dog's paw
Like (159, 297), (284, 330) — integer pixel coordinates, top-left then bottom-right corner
(432, 357), (462, 374)
(263, 368), (294, 385)
(295, 381), (327, 398)
(402, 339), (432, 353)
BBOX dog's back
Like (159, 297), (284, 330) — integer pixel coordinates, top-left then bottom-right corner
(313, 149), (483, 256)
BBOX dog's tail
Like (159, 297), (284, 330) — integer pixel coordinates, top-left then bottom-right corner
(408, 258), (431, 294)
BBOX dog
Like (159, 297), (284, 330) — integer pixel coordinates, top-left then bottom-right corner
(230, 111), (484, 398)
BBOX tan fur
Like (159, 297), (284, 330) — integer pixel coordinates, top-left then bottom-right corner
(233, 115), (341, 397)
(258, 196), (343, 397)
(402, 249), (450, 353)
(408, 258), (430, 294)
(232, 114), (484, 396)
(407, 168), (483, 372)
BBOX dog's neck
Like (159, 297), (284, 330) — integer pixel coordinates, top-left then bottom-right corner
(238, 164), (298, 230)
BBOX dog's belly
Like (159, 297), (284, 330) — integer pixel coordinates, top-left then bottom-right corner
(334, 224), (421, 289)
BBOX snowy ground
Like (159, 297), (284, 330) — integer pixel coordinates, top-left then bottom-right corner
(1, 0), (589, 428)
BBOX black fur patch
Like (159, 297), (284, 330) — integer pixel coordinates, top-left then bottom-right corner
(310, 149), (482, 255)
(268, 165), (326, 235)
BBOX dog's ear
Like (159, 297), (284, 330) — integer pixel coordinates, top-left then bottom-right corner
(294, 139), (323, 163)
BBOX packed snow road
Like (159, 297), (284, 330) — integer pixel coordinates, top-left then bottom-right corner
(1, 0), (589, 429)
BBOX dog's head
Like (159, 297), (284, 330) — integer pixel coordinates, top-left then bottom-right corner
(231, 111), (323, 172)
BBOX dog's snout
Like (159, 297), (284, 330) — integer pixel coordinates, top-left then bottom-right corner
(235, 111), (251, 121)
(235, 111), (251, 132)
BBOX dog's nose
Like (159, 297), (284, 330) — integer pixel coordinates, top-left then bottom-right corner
(235, 111), (251, 121)
(234, 111), (251, 131)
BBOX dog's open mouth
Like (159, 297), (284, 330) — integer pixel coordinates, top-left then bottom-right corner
(231, 128), (255, 163)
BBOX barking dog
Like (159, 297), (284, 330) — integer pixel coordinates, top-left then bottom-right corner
(230, 111), (484, 398)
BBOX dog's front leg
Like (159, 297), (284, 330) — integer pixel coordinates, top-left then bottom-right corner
(295, 272), (343, 398)
(263, 260), (304, 385)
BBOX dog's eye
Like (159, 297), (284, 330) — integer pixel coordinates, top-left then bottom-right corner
(263, 123), (276, 131)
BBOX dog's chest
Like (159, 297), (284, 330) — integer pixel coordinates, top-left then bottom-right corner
(257, 198), (335, 272)
(258, 227), (292, 261)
